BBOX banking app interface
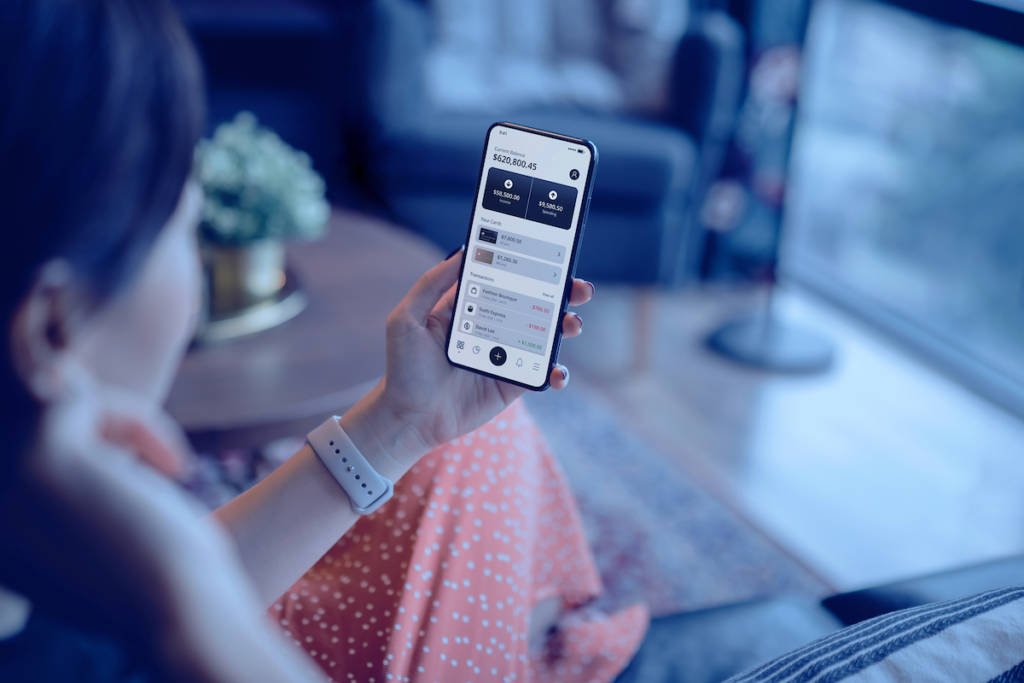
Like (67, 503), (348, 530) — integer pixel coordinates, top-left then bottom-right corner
(448, 125), (592, 386)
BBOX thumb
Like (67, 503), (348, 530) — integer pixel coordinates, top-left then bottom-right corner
(400, 247), (463, 322)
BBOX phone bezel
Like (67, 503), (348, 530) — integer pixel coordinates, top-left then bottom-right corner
(444, 121), (598, 391)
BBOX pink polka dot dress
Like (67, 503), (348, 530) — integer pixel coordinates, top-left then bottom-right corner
(272, 399), (648, 682)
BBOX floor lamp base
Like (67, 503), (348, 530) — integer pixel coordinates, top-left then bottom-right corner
(707, 315), (834, 374)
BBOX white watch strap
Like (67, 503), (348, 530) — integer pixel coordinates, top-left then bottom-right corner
(307, 416), (394, 515)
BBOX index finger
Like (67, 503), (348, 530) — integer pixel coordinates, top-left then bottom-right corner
(399, 248), (463, 322)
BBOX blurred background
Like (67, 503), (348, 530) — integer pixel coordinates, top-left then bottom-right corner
(167, 0), (1023, 678)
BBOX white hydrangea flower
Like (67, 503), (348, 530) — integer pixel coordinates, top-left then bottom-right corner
(194, 111), (329, 245)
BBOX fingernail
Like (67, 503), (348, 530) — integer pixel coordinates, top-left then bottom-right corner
(585, 280), (596, 297)
(445, 245), (465, 260)
(559, 366), (568, 381)
(571, 312), (583, 331)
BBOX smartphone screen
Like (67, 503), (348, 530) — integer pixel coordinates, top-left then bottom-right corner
(445, 122), (597, 390)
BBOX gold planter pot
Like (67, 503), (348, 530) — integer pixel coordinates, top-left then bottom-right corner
(205, 240), (286, 316)
(197, 240), (306, 344)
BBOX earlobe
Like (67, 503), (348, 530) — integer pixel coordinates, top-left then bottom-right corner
(9, 260), (78, 402)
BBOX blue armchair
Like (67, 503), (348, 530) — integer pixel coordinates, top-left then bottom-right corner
(340, 0), (745, 285)
(176, 0), (744, 284)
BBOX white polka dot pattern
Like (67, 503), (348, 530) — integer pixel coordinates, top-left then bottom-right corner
(271, 400), (647, 682)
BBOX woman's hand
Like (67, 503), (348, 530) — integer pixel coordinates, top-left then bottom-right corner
(341, 250), (594, 472)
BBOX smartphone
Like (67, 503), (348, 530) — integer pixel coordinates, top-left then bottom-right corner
(445, 122), (598, 390)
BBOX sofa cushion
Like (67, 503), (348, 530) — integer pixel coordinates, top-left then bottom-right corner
(371, 110), (696, 205)
(424, 0), (625, 112)
(614, 597), (842, 683)
(823, 555), (1024, 627)
(729, 587), (1024, 682)
(380, 191), (674, 283)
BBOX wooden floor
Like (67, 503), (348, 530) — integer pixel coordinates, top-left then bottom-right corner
(559, 284), (1024, 592)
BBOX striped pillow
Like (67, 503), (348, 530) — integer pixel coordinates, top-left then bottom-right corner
(728, 587), (1024, 682)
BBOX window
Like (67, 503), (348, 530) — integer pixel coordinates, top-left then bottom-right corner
(784, 0), (1024, 413)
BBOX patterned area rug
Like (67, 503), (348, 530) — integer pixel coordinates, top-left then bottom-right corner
(523, 389), (827, 616)
(188, 391), (827, 617)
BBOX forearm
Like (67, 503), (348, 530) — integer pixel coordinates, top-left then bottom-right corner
(159, 559), (326, 683)
(213, 380), (429, 606)
(156, 521), (326, 683)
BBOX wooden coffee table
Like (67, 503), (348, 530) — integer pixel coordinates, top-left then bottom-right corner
(166, 210), (444, 451)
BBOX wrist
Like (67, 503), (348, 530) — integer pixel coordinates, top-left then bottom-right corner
(337, 380), (431, 482)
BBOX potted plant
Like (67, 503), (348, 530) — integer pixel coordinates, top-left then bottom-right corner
(194, 112), (329, 318)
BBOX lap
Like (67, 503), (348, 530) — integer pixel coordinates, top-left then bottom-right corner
(273, 399), (646, 682)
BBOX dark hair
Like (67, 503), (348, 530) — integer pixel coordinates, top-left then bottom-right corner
(0, 0), (204, 448)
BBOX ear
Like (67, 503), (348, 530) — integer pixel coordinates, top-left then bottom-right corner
(8, 260), (80, 402)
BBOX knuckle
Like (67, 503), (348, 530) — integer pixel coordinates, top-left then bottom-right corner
(386, 309), (414, 335)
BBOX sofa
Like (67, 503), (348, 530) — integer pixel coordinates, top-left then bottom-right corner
(338, 0), (746, 284)
(614, 554), (1024, 682)
(175, 0), (350, 191)
(177, 0), (745, 285)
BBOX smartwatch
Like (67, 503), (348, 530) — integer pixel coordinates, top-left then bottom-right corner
(307, 416), (394, 515)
